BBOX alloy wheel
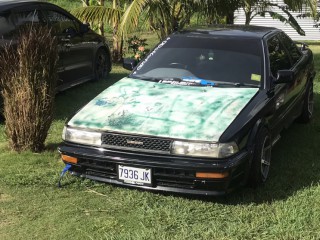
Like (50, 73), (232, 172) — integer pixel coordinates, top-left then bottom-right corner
(260, 136), (271, 182)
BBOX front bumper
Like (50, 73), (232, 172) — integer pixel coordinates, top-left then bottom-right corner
(58, 143), (252, 196)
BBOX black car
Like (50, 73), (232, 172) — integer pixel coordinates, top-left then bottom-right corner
(59, 25), (315, 196)
(0, 0), (111, 92)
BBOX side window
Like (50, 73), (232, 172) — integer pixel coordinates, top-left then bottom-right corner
(42, 10), (79, 35)
(0, 12), (15, 38)
(267, 36), (292, 77)
(278, 32), (302, 64)
(0, 10), (41, 39)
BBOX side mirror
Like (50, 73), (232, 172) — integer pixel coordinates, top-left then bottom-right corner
(295, 41), (308, 51)
(123, 58), (137, 71)
(63, 27), (77, 38)
(80, 23), (90, 34)
(274, 70), (294, 84)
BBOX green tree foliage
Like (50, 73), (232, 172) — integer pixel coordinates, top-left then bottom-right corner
(72, 0), (125, 62)
(239, 0), (317, 36)
(118, 0), (239, 39)
(72, 0), (318, 61)
(72, 0), (234, 61)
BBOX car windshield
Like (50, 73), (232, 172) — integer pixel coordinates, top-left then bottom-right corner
(130, 34), (263, 87)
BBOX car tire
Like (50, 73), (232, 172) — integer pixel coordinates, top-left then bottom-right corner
(297, 82), (314, 123)
(94, 48), (110, 81)
(248, 127), (272, 188)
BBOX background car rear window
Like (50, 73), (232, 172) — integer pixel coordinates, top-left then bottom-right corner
(42, 10), (79, 35)
(0, 10), (41, 38)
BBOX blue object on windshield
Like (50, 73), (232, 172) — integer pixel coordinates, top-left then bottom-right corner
(182, 76), (215, 86)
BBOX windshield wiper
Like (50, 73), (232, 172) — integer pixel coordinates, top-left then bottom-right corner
(130, 75), (159, 82)
(130, 75), (216, 87)
(214, 81), (260, 88)
(158, 78), (216, 87)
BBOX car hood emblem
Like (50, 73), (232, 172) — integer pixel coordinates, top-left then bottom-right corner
(126, 140), (144, 145)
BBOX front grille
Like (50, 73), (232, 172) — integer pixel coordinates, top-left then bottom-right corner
(101, 133), (172, 152)
(154, 168), (196, 189)
(75, 158), (225, 191)
(79, 158), (117, 179)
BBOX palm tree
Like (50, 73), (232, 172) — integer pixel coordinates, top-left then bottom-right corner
(72, 0), (219, 60)
(71, 0), (125, 62)
(72, 0), (318, 62)
(118, 0), (236, 40)
(240, 0), (318, 35)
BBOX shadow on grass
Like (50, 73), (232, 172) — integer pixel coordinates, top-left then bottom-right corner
(54, 71), (127, 121)
(150, 92), (320, 204)
(46, 142), (60, 152)
(215, 92), (320, 205)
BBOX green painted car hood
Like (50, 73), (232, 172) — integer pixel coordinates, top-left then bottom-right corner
(68, 78), (258, 142)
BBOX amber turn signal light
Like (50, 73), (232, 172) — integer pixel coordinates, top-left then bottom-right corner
(61, 154), (78, 164)
(196, 172), (229, 179)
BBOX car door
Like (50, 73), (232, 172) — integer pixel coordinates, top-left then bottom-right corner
(277, 32), (308, 118)
(267, 34), (297, 135)
(40, 6), (94, 88)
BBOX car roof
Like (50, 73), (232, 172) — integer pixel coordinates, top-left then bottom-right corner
(0, 0), (55, 11)
(177, 25), (279, 39)
(0, 0), (39, 6)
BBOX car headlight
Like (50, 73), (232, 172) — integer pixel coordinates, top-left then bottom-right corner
(62, 126), (102, 146)
(171, 141), (239, 158)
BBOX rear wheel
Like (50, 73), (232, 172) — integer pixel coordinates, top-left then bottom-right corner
(94, 48), (110, 81)
(297, 83), (314, 123)
(248, 127), (272, 188)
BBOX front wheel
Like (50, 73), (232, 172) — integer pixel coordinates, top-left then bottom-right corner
(94, 48), (110, 81)
(248, 127), (272, 188)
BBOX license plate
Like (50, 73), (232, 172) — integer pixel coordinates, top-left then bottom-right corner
(118, 165), (152, 186)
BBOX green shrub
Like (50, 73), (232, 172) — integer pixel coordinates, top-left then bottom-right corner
(127, 35), (149, 61)
(0, 25), (58, 152)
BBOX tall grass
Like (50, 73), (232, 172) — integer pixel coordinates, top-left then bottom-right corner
(0, 25), (58, 152)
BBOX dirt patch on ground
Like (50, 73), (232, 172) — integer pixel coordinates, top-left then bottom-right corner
(0, 193), (13, 202)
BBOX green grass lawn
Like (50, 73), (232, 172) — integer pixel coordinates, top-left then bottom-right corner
(1, 44), (320, 239)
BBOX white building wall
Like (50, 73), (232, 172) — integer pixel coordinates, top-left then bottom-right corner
(234, 0), (320, 40)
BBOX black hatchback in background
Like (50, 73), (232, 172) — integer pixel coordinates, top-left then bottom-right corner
(0, 0), (112, 91)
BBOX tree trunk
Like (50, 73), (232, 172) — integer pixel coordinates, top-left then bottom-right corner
(226, 11), (234, 24)
(82, 0), (90, 7)
(112, 26), (123, 63)
(99, 23), (105, 37)
(245, 11), (252, 25)
(98, 0), (105, 36)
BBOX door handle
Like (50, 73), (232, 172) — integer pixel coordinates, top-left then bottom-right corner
(61, 38), (70, 43)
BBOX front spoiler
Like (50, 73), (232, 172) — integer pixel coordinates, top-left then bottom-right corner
(58, 143), (252, 196)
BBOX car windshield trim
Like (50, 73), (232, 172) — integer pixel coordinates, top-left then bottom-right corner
(213, 81), (260, 88)
(130, 75), (217, 87)
(130, 75), (260, 88)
